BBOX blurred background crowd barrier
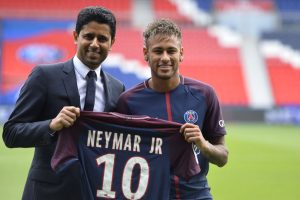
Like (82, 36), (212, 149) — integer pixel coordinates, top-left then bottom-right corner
(0, 0), (299, 125)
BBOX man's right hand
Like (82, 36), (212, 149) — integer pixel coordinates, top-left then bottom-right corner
(49, 106), (80, 132)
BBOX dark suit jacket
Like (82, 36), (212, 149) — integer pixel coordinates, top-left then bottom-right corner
(2, 59), (125, 200)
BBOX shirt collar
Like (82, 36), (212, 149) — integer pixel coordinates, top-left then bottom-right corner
(73, 55), (101, 80)
(144, 75), (184, 89)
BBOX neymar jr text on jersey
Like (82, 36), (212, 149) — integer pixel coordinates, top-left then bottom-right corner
(86, 130), (163, 155)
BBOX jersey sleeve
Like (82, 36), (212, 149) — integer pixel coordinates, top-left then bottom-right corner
(116, 92), (131, 114)
(51, 124), (80, 172)
(202, 86), (226, 139)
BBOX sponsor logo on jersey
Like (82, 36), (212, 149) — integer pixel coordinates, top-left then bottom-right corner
(184, 110), (198, 124)
(192, 144), (200, 164)
(219, 120), (225, 127)
(192, 144), (201, 155)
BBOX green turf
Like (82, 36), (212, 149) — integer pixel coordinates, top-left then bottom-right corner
(0, 123), (300, 199)
(209, 123), (300, 200)
(0, 125), (33, 200)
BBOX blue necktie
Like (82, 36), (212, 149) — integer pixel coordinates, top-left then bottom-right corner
(84, 71), (96, 111)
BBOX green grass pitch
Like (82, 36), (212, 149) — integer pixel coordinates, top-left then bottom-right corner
(1, 123), (300, 199)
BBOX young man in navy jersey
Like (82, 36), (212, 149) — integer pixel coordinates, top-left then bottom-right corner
(116, 19), (229, 199)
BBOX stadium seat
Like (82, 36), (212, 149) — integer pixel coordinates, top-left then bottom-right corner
(153, 0), (194, 26)
(261, 31), (300, 105)
(0, 0), (132, 23)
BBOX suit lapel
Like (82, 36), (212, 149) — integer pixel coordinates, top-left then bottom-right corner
(62, 60), (81, 108)
(101, 70), (113, 112)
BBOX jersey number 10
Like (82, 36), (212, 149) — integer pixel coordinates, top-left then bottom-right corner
(96, 154), (150, 199)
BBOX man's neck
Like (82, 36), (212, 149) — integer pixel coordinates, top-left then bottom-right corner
(148, 76), (181, 92)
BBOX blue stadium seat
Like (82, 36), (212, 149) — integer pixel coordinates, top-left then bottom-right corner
(262, 31), (300, 50)
(194, 0), (213, 12)
(275, 0), (300, 11)
(274, 0), (300, 26)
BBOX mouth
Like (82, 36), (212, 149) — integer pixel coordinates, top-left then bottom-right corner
(158, 65), (173, 73)
(158, 62), (172, 66)
(87, 50), (100, 58)
(158, 64), (172, 69)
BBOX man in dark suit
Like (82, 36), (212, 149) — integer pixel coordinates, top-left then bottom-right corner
(2, 6), (125, 200)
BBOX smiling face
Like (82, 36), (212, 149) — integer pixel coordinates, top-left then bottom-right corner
(144, 34), (183, 81)
(73, 21), (115, 70)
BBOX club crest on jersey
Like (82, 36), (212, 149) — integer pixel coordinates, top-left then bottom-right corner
(184, 110), (198, 124)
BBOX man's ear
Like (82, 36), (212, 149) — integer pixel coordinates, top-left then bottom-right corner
(108, 38), (115, 51)
(143, 46), (148, 61)
(111, 38), (115, 46)
(180, 47), (184, 62)
(73, 31), (78, 45)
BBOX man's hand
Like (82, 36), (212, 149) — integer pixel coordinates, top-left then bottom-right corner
(49, 106), (80, 132)
(180, 123), (228, 167)
(180, 123), (208, 150)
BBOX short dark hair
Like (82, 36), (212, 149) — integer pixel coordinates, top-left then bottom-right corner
(75, 6), (116, 40)
(143, 19), (182, 47)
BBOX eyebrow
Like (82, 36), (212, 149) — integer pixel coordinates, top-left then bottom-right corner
(152, 46), (178, 50)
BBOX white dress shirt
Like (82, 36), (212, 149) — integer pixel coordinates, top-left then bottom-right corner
(73, 56), (105, 112)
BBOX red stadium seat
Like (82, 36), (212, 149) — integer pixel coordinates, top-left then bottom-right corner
(0, 0), (132, 23)
(266, 58), (300, 105)
(153, 0), (194, 26)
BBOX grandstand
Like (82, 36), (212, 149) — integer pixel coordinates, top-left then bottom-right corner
(0, 0), (299, 124)
(0, 0), (132, 23)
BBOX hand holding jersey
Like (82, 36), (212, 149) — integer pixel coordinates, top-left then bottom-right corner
(49, 106), (80, 132)
(180, 123), (228, 167)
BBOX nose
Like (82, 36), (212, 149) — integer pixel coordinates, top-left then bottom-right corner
(90, 38), (99, 48)
(161, 51), (170, 62)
